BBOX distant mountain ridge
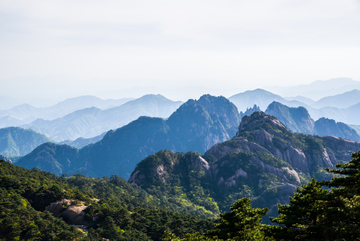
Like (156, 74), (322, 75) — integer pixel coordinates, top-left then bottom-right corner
(266, 77), (360, 100)
(59, 132), (106, 149)
(22, 94), (183, 141)
(228, 89), (308, 112)
(0, 95), (133, 122)
(313, 89), (360, 109)
(16, 95), (240, 178)
(228, 88), (360, 125)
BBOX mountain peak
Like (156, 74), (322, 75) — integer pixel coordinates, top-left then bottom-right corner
(236, 112), (288, 136)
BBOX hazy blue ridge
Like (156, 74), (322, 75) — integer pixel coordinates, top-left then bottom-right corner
(265, 78), (360, 100)
(228, 88), (310, 113)
(314, 117), (360, 142)
(313, 89), (360, 109)
(0, 95), (133, 122)
(59, 132), (106, 149)
(265, 101), (360, 142)
(22, 94), (183, 141)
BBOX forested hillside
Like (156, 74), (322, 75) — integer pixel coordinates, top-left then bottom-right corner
(0, 160), (215, 240)
(4, 150), (360, 240)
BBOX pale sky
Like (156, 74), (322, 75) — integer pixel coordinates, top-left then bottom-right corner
(1, 0), (360, 101)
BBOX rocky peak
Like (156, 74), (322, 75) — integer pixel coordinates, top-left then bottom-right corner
(236, 112), (289, 136)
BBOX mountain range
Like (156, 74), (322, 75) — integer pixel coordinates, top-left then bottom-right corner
(265, 77), (360, 100)
(16, 95), (240, 178)
(229, 88), (360, 126)
(0, 95), (133, 122)
(12, 105), (360, 224)
(265, 102), (360, 141)
(3, 82), (360, 144)
(58, 132), (106, 149)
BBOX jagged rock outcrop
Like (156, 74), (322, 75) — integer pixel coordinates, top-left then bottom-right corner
(240, 104), (262, 118)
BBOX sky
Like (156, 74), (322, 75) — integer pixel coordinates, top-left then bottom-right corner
(1, 0), (360, 101)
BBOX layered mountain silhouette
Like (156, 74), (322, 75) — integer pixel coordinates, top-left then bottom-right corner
(228, 88), (360, 125)
(59, 132), (106, 149)
(0, 116), (25, 129)
(266, 77), (360, 100)
(312, 89), (360, 109)
(16, 95), (240, 178)
(228, 89), (308, 112)
(22, 94), (183, 141)
(0, 95), (133, 122)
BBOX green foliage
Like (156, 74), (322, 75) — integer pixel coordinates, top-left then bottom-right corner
(270, 180), (336, 240)
(132, 151), (220, 218)
(0, 160), (91, 211)
(0, 185), (84, 240)
(1, 159), (216, 240)
(271, 151), (360, 240)
(164, 198), (275, 241)
(208, 198), (274, 241)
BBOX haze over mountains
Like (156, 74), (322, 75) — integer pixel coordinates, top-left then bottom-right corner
(0, 95), (133, 121)
(229, 88), (360, 126)
(265, 77), (360, 100)
(1, 78), (360, 153)
(265, 102), (360, 142)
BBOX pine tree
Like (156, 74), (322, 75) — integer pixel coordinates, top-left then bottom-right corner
(208, 198), (274, 241)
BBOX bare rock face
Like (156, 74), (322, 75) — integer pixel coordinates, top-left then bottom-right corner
(280, 146), (308, 173)
(45, 199), (88, 225)
(322, 136), (360, 161)
(60, 205), (88, 225)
